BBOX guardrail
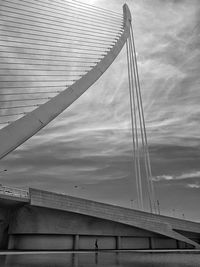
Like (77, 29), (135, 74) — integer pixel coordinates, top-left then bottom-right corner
(0, 185), (29, 199)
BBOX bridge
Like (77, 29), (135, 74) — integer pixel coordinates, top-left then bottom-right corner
(0, 186), (200, 250)
(0, 0), (199, 251)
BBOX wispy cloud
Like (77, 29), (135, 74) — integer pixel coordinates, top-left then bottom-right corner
(1, 0), (200, 219)
(187, 183), (200, 189)
(154, 171), (200, 182)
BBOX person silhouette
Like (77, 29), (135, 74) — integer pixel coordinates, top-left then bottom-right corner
(95, 239), (98, 250)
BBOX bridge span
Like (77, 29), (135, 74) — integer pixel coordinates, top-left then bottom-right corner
(0, 186), (200, 250)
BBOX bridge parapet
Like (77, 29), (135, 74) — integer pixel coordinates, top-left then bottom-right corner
(0, 185), (29, 199)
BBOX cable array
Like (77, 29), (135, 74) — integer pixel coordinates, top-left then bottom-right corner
(126, 24), (157, 214)
(0, 0), (123, 127)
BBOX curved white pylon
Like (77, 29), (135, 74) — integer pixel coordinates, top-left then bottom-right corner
(0, 4), (131, 160)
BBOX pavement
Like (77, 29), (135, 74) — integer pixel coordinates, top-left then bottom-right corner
(0, 249), (200, 255)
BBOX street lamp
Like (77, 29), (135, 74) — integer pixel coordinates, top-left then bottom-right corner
(156, 200), (161, 215)
(0, 169), (7, 186)
(130, 199), (136, 209)
(172, 208), (175, 217)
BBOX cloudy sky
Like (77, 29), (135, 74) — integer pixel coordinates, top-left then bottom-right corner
(1, 0), (200, 221)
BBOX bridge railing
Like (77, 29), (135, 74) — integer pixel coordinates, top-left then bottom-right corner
(0, 185), (29, 199)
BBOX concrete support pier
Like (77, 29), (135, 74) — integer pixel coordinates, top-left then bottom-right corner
(74, 235), (79, 250)
(0, 208), (9, 250)
(116, 236), (121, 250)
(149, 237), (154, 249)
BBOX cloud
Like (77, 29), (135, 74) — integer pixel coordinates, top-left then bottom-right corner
(187, 183), (200, 189)
(177, 171), (200, 180)
(1, 0), (200, 147)
(0, 0), (200, 219)
(154, 171), (200, 182)
(154, 175), (173, 182)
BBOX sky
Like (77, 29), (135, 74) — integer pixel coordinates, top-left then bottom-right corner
(1, 0), (200, 221)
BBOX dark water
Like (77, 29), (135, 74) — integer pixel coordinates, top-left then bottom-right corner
(0, 252), (200, 267)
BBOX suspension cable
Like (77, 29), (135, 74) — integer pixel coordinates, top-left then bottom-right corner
(128, 37), (144, 211)
(71, 0), (122, 16)
(0, 32), (116, 47)
(129, 31), (153, 213)
(0, 43), (110, 54)
(126, 41), (141, 211)
(0, 0), (123, 131)
(126, 23), (157, 213)
(130, 24), (157, 213)
(3, 0), (122, 24)
(0, 19), (121, 39)
(0, 40), (112, 52)
(0, 4), (122, 29)
(0, 12), (122, 34)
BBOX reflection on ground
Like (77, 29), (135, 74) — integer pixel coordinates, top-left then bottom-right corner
(0, 251), (200, 267)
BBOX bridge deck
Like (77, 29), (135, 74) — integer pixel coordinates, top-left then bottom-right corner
(29, 188), (200, 248)
(0, 186), (200, 248)
(29, 188), (200, 233)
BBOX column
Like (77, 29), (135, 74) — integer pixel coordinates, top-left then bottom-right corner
(74, 234), (79, 250)
(149, 237), (154, 249)
(116, 236), (121, 250)
(176, 240), (180, 249)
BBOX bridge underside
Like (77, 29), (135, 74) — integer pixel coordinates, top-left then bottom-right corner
(0, 188), (200, 250)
